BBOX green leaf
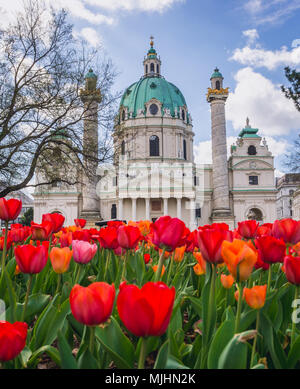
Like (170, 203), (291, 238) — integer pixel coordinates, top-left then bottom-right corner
(154, 340), (169, 369)
(165, 355), (190, 369)
(57, 330), (78, 369)
(6, 294), (50, 322)
(77, 345), (99, 369)
(27, 345), (61, 368)
(95, 317), (135, 369)
(218, 331), (251, 369)
(251, 363), (266, 369)
(207, 311), (235, 368)
(287, 334), (300, 368)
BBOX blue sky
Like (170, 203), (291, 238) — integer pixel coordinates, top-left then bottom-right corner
(1, 0), (300, 175)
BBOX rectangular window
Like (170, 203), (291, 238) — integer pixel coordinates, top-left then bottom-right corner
(249, 176), (258, 185)
(194, 176), (199, 186)
(112, 176), (117, 186)
(151, 200), (161, 211)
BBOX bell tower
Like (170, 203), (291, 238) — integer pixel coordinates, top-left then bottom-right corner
(207, 68), (234, 226)
(79, 69), (102, 226)
(143, 36), (161, 77)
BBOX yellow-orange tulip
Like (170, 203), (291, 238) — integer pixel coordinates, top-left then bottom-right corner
(193, 263), (205, 276)
(138, 220), (151, 236)
(193, 251), (206, 275)
(220, 274), (234, 289)
(244, 285), (267, 310)
(159, 248), (171, 259)
(221, 239), (257, 281)
(152, 264), (165, 276)
(174, 246), (186, 263)
(50, 247), (73, 274)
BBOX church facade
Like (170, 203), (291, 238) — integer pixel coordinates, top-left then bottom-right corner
(33, 39), (278, 228)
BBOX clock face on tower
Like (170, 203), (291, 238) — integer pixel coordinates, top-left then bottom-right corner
(149, 104), (158, 115)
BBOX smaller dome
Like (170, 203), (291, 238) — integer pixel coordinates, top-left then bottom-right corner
(210, 67), (223, 79)
(85, 69), (97, 79)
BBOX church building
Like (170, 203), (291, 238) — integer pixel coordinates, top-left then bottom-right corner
(33, 39), (277, 228)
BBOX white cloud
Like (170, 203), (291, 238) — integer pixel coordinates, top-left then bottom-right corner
(78, 27), (102, 47)
(230, 45), (300, 70)
(243, 29), (259, 46)
(243, 0), (300, 25)
(0, 0), (184, 27)
(194, 136), (238, 165)
(84, 0), (185, 13)
(226, 67), (300, 136)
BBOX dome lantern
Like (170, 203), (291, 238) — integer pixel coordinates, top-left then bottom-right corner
(143, 36), (162, 78)
(210, 67), (224, 90)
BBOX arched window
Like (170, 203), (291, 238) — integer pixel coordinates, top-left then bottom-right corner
(248, 145), (257, 155)
(157, 64), (159, 74)
(216, 80), (220, 90)
(150, 135), (159, 156)
(150, 63), (155, 72)
(122, 110), (125, 121)
(149, 104), (158, 115)
(121, 140), (125, 156)
(183, 139), (187, 160)
(247, 208), (263, 221)
(182, 109), (185, 121)
(145, 65), (148, 74)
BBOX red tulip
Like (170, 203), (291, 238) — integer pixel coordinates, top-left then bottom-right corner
(42, 213), (65, 233)
(272, 219), (300, 245)
(72, 240), (97, 264)
(70, 282), (115, 326)
(284, 255), (300, 285)
(98, 226), (119, 250)
(72, 229), (91, 242)
(117, 225), (141, 249)
(107, 221), (124, 229)
(0, 235), (12, 251)
(256, 223), (273, 237)
(254, 251), (270, 271)
(151, 216), (186, 252)
(31, 221), (53, 241)
(74, 219), (86, 228)
(197, 227), (232, 264)
(117, 281), (175, 337)
(59, 232), (72, 248)
(10, 225), (31, 243)
(144, 253), (151, 264)
(14, 244), (48, 274)
(185, 230), (198, 252)
(0, 198), (22, 222)
(255, 236), (286, 264)
(237, 220), (259, 239)
(0, 321), (28, 362)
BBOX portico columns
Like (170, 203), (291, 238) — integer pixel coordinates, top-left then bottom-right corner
(176, 198), (182, 220)
(145, 198), (150, 220)
(163, 198), (168, 216)
(119, 198), (123, 220)
(132, 198), (137, 221)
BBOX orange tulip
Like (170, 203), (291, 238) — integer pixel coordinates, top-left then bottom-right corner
(221, 239), (257, 281)
(193, 251), (206, 275)
(136, 220), (151, 236)
(153, 264), (165, 276)
(244, 285), (267, 309)
(220, 274), (235, 289)
(234, 289), (240, 302)
(193, 263), (205, 276)
(159, 248), (171, 259)
(50, 247), (73, 274)
(174, 246), (186, 263)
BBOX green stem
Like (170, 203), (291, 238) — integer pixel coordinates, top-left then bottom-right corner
(55, 273), (62, 295)
(74, 264), (82, 285)
(1, 221), (9, 280)
(104, 250), (111, 281)
(166, 252), (175, 286)
(89, 326), (95, 355)
(22, 274), (33, 322)
(267, 266), (272, 294)
(291, 286), (299, 347)
(250, 310), (260, 368)
(121, 251), (128, 281)
(154, 248), (166, 282)
(235, 282), (244, 333)
(138, 337), (148, 369)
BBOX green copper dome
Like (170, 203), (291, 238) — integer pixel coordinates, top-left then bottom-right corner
(120, 76), (187, 119)
(85, 69), (97, 79)
(210, 67), (223, 79)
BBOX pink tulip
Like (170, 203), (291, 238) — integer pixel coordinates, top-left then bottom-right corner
(72, 240), (97, 264)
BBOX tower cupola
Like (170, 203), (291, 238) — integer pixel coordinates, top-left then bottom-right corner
(210, 67), (223, 90)
(143, 36), (161, 77)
